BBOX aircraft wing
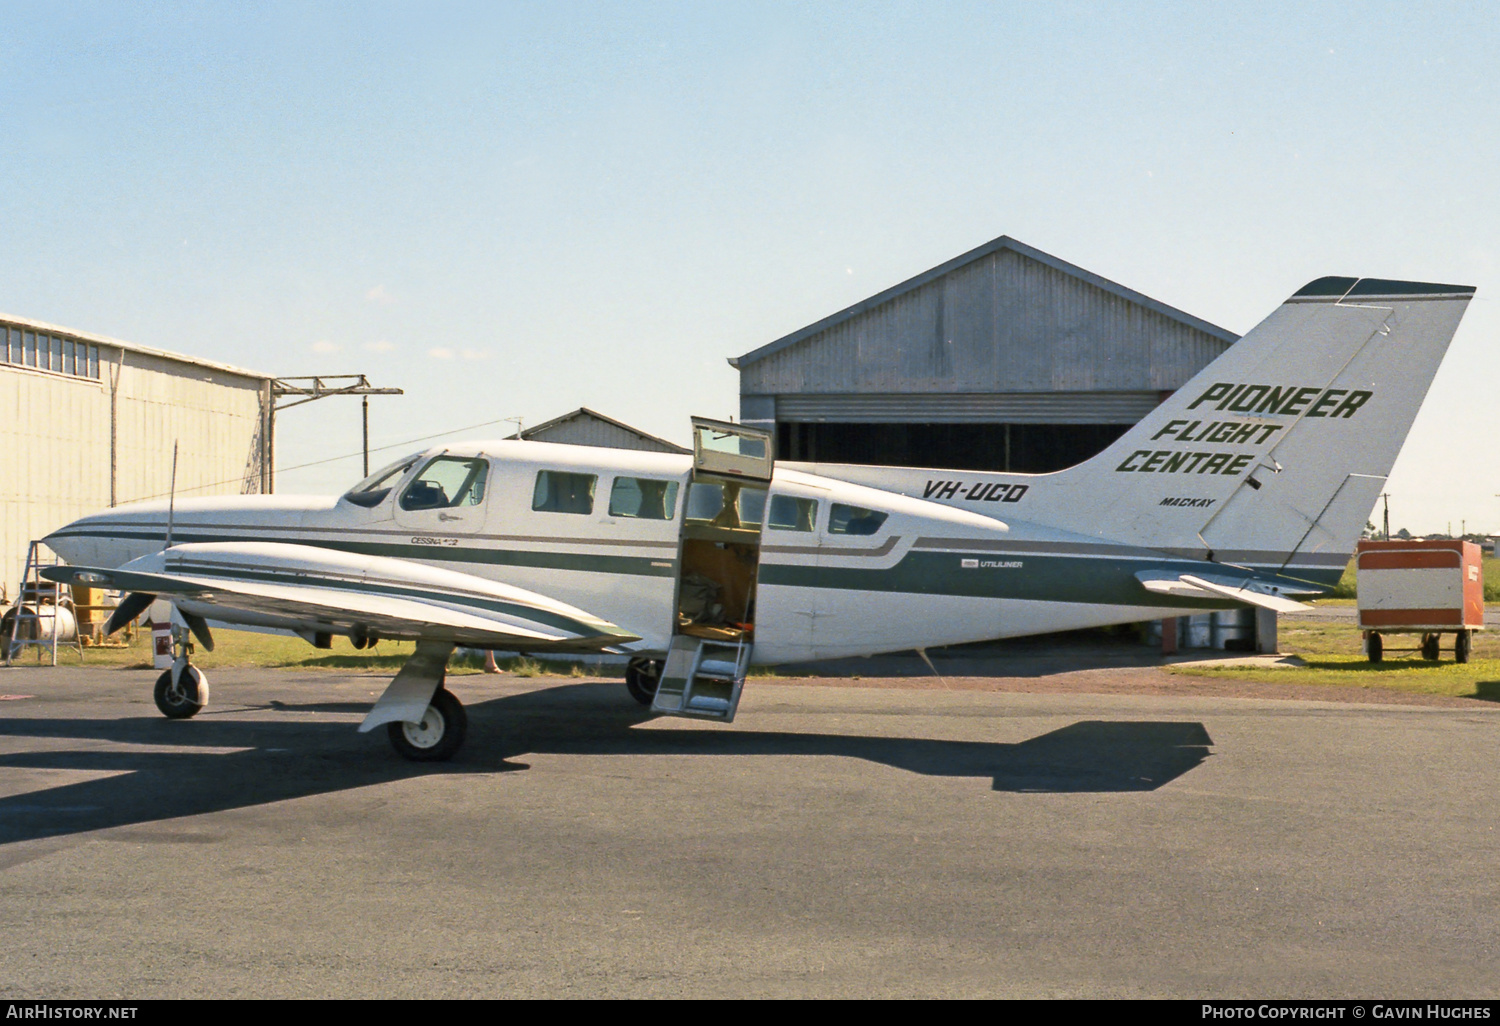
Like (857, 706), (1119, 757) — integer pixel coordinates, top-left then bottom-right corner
(42, 541), (641, 653)
(1135, 570), (1313, 613)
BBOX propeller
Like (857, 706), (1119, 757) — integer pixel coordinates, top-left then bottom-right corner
(103, 592), (156, 636)
(178, 609), (215, 652)
(102, 591), (212, 650)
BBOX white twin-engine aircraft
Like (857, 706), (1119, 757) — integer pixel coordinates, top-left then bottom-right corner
(42, 276), (1475, 761)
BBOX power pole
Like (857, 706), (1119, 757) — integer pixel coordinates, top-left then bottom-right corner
(269, 375), (404, 492)
(1381, 493), (1390, 541)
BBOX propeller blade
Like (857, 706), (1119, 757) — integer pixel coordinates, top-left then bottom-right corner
(104, 592), (156, 636)
(179, 610), (215, 652)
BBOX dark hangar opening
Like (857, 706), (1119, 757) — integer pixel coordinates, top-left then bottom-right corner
(776, 422), (1133, 474)
(732, 236), (1241, 486)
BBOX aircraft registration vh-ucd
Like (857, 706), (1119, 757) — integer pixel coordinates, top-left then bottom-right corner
(41, 276), (1475, 761)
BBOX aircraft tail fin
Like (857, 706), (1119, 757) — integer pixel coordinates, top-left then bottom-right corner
(1031, 277), (1475, 582)
(800, 277), (1475, 588)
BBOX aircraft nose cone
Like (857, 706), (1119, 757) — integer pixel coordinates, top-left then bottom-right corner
(42, 525), (81, 564)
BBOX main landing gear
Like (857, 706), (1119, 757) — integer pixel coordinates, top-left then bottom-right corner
(625, 657), (662, 706)
(359, 640), (469, 762)
(385, 685), (467, 762)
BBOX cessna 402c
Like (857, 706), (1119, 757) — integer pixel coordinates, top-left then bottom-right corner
(41, 276), (1475, 761)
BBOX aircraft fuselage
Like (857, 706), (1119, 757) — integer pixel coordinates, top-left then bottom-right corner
(46, 438), (1263, 664)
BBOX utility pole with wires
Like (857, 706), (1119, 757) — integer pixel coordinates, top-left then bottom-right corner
(268, 375), (404, 492)
(1381, 492), (1391, 541)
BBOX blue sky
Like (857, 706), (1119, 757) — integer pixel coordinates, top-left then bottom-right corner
(1, 1), (1495, 532)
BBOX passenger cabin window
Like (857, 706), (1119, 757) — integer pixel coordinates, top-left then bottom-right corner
(343, 455), (421, 508)
(685, 481), (765, 529)
(828, 503), (888, 536)
(533, 471), (596, 515)
(767, 495), (819, 532)
(609, 477), (680, 520)
(399, 456), (489, 511)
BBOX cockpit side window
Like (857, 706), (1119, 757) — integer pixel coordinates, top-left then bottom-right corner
(828, 503), (888, 536)
(343, 455), (421, 508)
(399, 456), (490, 512)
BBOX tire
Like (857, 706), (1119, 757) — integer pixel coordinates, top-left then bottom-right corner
(1456, 630), (1471, 665)
(154, 665), (209, 719)
(1367, 632), (1383, 664)
(625, 658), (662, 706)
(1422, 634), (1440, 661)
(386, 687), (467, 762)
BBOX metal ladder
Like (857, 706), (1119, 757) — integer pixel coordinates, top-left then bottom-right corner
(651, 633), (752, 722)
(6, 540), (84, 666)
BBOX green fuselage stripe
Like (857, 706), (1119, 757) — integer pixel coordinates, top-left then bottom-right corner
(762, 553), (1337, 607)
(55, 525), (1338, 609)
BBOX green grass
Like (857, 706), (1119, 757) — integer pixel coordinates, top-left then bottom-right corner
(14, 629), (620, 678)
(1171, 612), (1500, 700)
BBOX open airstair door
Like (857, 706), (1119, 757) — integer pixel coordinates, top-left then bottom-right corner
(651, 633), (754, 721)
(652, 418), (774, 722)
(689, 416), (775, 481)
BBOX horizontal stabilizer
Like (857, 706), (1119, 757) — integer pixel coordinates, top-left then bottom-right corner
(1136, 571), (1313, 613)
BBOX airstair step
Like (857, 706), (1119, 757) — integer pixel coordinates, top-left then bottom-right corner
(651, 632), (751, 723)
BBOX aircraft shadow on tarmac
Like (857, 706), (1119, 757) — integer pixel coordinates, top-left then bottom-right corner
(0, 683), (1213, 844)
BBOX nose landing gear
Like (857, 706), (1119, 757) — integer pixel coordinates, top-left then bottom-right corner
(154, 660), (209, 719)
(154, 621), (209, 719)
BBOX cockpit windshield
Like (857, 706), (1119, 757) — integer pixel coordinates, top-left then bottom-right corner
(342, 453), (423, 508)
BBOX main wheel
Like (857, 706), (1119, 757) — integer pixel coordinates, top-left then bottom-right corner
(154, 665), (209, 719)
(386, 687), (467, 762)
(1456, 630), (1471, 664)
(1367, 632), (1383, 664)
(1422, 633), (1440, 661)
(625, 657), (662, 706)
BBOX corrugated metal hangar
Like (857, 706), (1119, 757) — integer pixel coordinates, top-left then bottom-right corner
(732, 235), (1239, 473)
(0, 312), (272, 600)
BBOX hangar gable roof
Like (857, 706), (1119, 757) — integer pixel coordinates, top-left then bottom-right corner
(510, 407), (690, 454)
(729, 236), (1238, 384)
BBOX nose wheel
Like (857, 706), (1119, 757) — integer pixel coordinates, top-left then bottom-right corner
(154, 622), (209, 719)
(154, 660), (209, 719)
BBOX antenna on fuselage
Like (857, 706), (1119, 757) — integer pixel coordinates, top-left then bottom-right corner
(165, 441), (179, 550)
(915, 647), (951, 690)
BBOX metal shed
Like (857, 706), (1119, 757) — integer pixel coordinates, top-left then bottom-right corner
(512, 408), (689, 454)
(0, 312), (272, 600)
(731, 235), (1239, 472)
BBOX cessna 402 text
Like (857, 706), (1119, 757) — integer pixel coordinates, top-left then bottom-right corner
(42, 276), (1475, 760)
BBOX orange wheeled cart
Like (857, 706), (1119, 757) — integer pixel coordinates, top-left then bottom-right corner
(1356, 539), (1485, 663)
